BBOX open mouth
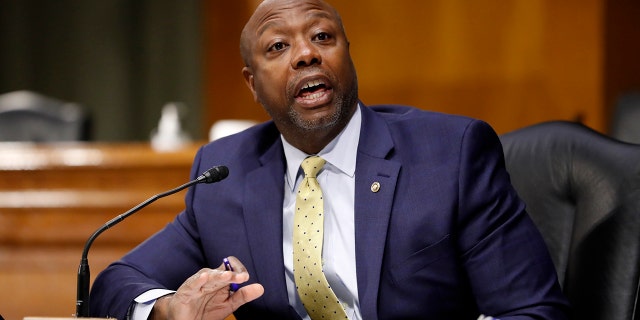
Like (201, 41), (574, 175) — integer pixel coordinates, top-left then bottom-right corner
(296, 79), (329, 101)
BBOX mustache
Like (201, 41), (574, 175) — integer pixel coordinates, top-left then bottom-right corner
(288, 68), (333, 96)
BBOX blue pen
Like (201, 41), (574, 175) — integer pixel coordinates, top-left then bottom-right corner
(223, 257), (240, 292)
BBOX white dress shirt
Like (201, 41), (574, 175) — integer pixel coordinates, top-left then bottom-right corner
(281, 106), (362, 320)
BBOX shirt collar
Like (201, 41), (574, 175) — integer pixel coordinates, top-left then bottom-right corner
(282, 104), (362, 191)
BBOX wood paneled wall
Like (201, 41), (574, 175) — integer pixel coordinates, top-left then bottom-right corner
(203, 0), (640, 136)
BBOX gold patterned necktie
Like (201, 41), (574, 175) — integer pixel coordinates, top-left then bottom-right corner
(293, 156), (348, 319)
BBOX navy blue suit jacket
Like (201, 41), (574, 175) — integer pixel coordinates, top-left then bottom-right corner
(90, 104), (569, 319)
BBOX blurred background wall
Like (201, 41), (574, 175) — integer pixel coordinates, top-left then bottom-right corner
(0, 0), (203, 141)
(1, 0), (639, 141)
(204, 0), (640, 137)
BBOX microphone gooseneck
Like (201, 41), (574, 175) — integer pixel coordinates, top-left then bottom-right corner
(76, 165), (229, 317)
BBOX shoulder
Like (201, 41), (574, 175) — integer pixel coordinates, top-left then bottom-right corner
(197, 120), (281, 164)
(365, 104), (494, 139)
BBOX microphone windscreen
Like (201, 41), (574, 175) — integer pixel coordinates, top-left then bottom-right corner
(201, 165), (229, 183)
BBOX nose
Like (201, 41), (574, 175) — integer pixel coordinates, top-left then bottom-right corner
(291, 39), (321, 69)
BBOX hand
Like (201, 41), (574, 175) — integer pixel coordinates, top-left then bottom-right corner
(150, 256), (264, 320)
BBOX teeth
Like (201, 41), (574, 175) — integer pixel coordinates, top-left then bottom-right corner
(303, 92), (323, 100)
(301, 80), (323, 90)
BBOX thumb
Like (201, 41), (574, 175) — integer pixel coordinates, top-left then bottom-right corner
(229, 283), (265, 310)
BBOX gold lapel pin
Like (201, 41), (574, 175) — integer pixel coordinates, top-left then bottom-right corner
(371, 181), (381, 193)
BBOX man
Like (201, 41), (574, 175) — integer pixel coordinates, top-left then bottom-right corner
(90, 0), (570, 319)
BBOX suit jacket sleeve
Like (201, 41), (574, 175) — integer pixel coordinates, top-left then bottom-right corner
(89, 148), (211, 319)
(456, 120), (568, 319)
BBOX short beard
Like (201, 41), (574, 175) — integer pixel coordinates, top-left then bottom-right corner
(288, 77), (358, 132)
(288, 102), (341, 131)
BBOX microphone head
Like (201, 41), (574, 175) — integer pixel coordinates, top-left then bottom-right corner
(200, 165), (229, 183)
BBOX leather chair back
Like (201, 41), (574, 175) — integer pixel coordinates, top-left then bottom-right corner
(500, 121), (640, 320)
(611, 92), (640, 144)
(0, 90), (89, 142)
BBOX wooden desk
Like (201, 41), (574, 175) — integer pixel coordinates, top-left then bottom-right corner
(0, 142), (202, 319)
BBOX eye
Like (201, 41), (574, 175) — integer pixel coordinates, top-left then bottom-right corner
(314, 32), (332, 42)
(268, 41), (288, 52)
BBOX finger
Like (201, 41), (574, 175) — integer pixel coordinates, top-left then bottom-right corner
(217, 256), (251, 286)
(225, 256), (248, 273)
(179, 268), (226, 295)
(182, 268), (214, 290)
(200, 269), (236, 292)
(228, 283), (265, 310)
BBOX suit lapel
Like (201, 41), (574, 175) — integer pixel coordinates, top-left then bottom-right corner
(243, 140), (294, 315)
(354, 105), (401, 319)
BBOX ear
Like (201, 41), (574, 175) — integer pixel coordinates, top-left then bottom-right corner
(242, 66), (258, 103)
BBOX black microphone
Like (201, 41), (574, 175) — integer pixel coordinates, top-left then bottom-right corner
(76, 165), (229, 317)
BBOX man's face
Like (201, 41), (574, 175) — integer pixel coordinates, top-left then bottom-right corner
(242, 0), (358, 138)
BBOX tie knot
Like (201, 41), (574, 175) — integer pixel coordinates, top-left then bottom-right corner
(301, 156), (325, 178)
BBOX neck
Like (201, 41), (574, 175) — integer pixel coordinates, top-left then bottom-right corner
(283, 126), (341, 154)
(281, 107), (356, 154)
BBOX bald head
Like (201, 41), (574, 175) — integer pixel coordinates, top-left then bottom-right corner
(240, 0), (346, 67)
